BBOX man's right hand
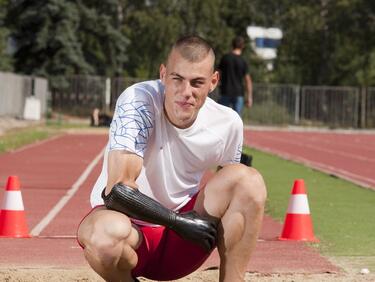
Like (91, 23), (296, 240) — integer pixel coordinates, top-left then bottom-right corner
(171, 210), (219, 252)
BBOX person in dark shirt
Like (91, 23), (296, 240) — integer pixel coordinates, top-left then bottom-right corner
(218, 36), (253, 115)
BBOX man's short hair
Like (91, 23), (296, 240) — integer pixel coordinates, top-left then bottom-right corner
(168, 35), (215, 69)
(232, 36), (245, 49)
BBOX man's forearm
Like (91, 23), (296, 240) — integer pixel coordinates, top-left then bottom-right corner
(102, 183), (176, 228)
(245, 74), (253, 106)
(102, 182), (219, 252)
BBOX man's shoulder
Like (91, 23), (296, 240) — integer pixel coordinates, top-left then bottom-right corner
(204, 98), (243, 127)
(220, 52), (245, 65)
(123, 79), (163, 95)
(117, 79), (164, 104)
(220, 52), (234, 62)
(201, 99), (243, 148)
(222, 52), (231, 58)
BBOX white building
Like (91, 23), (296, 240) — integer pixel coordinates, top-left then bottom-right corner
(246, 26), (283, 70)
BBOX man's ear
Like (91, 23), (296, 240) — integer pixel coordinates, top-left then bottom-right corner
(160, 64), (166, 84)
(209, 71), (219, 92)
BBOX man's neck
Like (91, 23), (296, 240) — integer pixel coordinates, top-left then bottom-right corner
(232, 48), (242, 55)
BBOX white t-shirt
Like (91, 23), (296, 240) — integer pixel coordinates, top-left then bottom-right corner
(90, 80), (243, 211)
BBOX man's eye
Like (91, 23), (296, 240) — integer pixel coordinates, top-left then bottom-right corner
(192, 81), (204, 87)
(173, 77), (182, 81)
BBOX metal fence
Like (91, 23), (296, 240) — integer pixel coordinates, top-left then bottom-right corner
(49, 75), (375, 128)
(0, 71), (49, 117)
(50, 76), (143, 116)
(243, 84), (300, 125)
(365, 87), (375, 128)
(300, 86), (360, 128)
(51, 75), (106, 116)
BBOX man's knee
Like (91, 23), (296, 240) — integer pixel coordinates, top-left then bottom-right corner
(78, 211), (136, 266)
(233, 165), (267, 210)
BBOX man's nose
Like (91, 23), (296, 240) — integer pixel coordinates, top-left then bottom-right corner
(180, 81), (193, 98)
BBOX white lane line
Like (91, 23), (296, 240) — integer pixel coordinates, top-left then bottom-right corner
(30, 147), (105, 236)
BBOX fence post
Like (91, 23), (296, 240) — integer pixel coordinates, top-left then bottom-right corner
(105, 77), (111, 113)
(294, 85), (300, 124)
(353, 87), (359, 128)
(360, 87), (366, 128)
(300, 86), (306, 124)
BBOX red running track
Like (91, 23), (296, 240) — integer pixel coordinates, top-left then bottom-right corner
(244, 128), (375, 189)
(0, 134), (108, 267)
(0, 133), (338, 274)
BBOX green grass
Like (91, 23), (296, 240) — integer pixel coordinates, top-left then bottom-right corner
(45, 118), (90, 129)
(243, 147), (375, 257)
(0, 120), (91, 153)
(0, 127), (52, 153)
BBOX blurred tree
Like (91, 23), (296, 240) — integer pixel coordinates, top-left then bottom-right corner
(6, 0), (128, 88)
(273, 2), (327, 84)
(274, 0), (375, 86)
(6, 0), (92, 88)
(121, 0), (180, 78)
(4, 0), (373, 86)
(0, 0), (12, 71)
(77, 0), (128, 77)
(175, 0), (234, 60)
(121, 0), (235, 78)
(328, 0), (375, 86)
(121, 0), (258, 79)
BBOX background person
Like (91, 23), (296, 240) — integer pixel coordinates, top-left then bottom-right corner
(90, 108), (112, 127)
(218, 36), (253, 115)
(77, 35), (266, 282)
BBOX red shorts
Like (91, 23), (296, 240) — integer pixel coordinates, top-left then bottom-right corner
(78, 194), (212, 281)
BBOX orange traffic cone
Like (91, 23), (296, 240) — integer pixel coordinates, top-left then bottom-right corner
(279, 179), (318, 242)
(0, 176), (31, 237)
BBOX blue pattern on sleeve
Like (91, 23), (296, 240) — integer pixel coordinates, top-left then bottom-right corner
(234, 143), (242, 163)
(110, 100), (154, 156)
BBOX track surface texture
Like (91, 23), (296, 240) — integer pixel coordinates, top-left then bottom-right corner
(2, 129), (373, 281)
(244, 127), (375, 189)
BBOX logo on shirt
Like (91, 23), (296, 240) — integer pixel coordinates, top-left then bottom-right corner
(110, 100), (154, 155)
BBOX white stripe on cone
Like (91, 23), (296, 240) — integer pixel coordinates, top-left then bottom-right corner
(2, 191), (25, 211)
(287, 194), (310, 214)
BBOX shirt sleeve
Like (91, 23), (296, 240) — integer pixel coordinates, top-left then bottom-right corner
(109, 85), (155, 158)
(220, 114), (244, 165)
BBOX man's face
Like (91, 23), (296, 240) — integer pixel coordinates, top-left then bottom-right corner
(160, 49), (219, 129)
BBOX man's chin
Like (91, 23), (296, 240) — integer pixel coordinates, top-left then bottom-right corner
(175, 115), (195, 128)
